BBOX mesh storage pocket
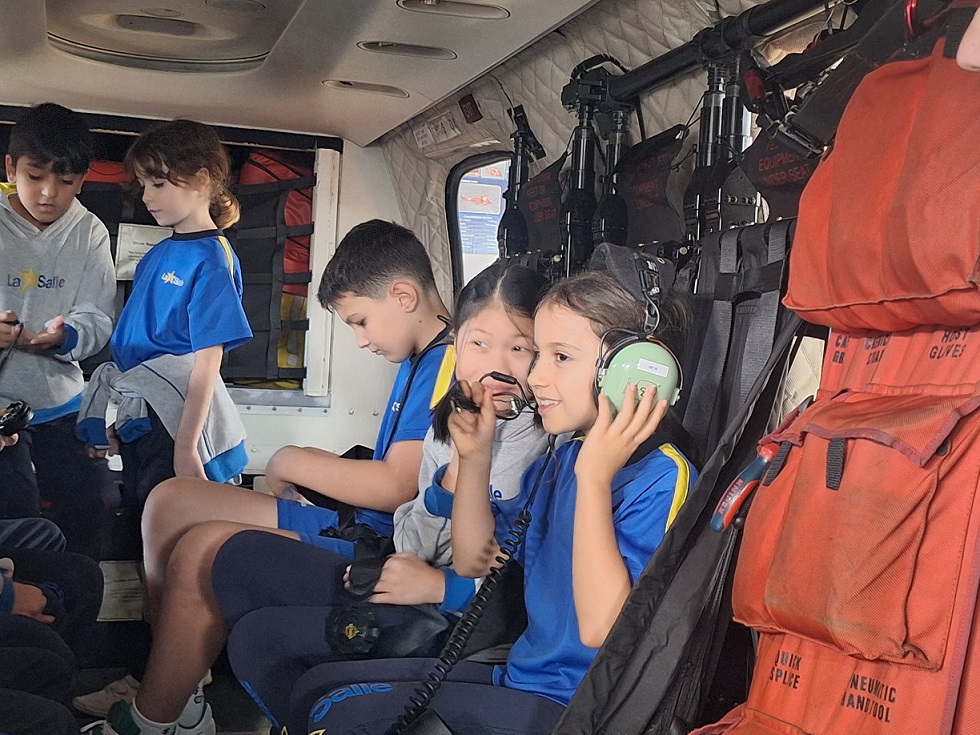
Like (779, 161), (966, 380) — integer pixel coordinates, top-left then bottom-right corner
(733, 391), (980, 669)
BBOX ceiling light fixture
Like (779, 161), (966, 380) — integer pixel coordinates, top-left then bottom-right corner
(141, 7), (183, 18)
(205, 0), (267, 11)
(357, 41), (456, 60)
(397, 0), (510, 20)
(321, 80), (410, 98)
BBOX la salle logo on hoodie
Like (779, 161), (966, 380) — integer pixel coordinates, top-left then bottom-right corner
(6, 266), (66, 292)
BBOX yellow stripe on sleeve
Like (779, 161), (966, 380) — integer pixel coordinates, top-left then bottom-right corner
(430, 345), (457, 409)
(217, 235), (235, 275)
(659, 443), (691, 532)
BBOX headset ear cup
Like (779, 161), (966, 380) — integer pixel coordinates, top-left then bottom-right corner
(598, 337), (682, 412)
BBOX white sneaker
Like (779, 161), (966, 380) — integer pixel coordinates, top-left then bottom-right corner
(178, 702), (217, 735)
(91, 701), (216, 735)
(73, 670), (211, 718)
(73, 675), (141, 718)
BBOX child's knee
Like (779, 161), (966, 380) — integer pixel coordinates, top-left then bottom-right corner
(141, 477), (205, 539)
(165, 521), (241, 587)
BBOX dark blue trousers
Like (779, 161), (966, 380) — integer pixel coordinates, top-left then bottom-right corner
(0, 615), (78, 735)
(2, 547), (103, 655)
(0, 518), (65, 552)
(212, 531), (450, 733)
(117, 407), (175, 511)
(0, 413), (109, 554)
(296, 658), (565, 735)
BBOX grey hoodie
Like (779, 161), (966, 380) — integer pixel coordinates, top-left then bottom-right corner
(0, 190), (115, 414)
(77, 353), (247, 483)
(394, 411), (549, 565)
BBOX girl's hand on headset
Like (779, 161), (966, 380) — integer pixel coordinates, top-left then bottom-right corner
(576, 383), (669, 486)
(447, 380), (496, 462)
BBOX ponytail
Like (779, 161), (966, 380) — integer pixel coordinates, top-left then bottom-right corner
(211, 186), (240, 229)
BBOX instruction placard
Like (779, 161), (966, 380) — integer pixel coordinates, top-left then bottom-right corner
(97, 560), (144, 622)
(115, 223), (172, 280)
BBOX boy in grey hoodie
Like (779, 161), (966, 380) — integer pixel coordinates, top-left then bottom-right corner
(0, 103), (116, 553)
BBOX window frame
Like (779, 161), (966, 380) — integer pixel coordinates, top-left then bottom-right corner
(445, 150), (513, 292)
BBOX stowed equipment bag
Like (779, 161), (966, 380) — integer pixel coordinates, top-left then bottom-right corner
(694, 15), (980, 735)
(694, 328), (980, 735)
(783, 15), (980, 334)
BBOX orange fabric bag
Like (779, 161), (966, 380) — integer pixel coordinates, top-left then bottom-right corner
(783, 39), (980, 332)
(694, 21), (980, 734)
(693, 327), (980, 735)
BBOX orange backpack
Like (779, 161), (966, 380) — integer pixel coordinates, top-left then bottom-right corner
(783, 22), (980, 333)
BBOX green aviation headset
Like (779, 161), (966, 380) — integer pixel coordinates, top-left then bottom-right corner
(591, 244), (684, 414)
(595, 332), (683, 413)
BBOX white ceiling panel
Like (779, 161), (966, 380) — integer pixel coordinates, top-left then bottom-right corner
(0, 0), (601, 145)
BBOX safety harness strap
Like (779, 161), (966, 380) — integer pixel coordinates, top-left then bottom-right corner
(730, 220), (791, 414)
(683, 228), (739, 456)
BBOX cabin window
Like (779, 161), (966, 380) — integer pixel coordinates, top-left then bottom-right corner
(447, 152), (511, 289)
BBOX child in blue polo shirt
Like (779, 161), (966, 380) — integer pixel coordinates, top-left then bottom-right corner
(199, 262), (549, 733)
(86, 220), (454, 735)
(77, 119), (252, 505)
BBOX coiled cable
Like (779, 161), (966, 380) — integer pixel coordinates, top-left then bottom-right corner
(385, 438), (557, 735)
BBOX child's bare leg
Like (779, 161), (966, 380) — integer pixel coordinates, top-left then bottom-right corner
(142, 478), (280, 619)
(134, 520), (298, 723)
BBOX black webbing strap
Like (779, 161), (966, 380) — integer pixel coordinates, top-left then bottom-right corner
(232, 175), (316, 197)
(683, 228), (739, 456)
(731, 221), (792, 413)
(233, 223), (315, 241)
(776, 0), (928, 155)
(826, 438), (846, 491)
(762, 441), (793, 486)
(685, 221), (792, 457)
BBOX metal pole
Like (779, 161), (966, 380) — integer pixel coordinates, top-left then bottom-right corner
(561, 100), (598, 275)
(608, 0), (828, 102)
(497, 121), (531, 258)
(593, 107), (630, 247)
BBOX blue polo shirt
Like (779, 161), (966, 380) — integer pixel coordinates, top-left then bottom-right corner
(495, 437), (696, 705)
(354, 340), (455, 534)
(111, 230), (252, 371)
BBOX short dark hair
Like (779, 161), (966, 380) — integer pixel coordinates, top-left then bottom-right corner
(7, 103), (93, 175)
(317, 220), (438, 308)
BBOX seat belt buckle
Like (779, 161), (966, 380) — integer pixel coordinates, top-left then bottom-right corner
(711, 443), (779, 532)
